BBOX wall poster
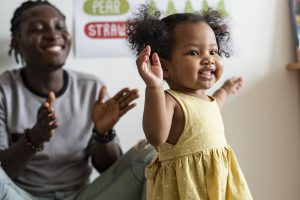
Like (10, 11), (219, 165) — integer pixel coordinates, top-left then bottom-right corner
(74, 0), (231, 58)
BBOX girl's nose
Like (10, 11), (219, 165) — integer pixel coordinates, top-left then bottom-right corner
(201, 55), (215, 65)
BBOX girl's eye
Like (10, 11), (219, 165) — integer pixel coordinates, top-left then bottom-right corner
(210, 50), (219, 55)
(187, 50), (199, 56)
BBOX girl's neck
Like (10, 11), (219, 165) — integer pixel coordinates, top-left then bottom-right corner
(24, 67), (64, 95)
(170, 86), (210, 101)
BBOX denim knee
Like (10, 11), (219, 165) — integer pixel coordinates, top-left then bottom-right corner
(129, 160), (148, 182)
(0, 179), (10, 200)
(129, 148), (156, 182)
(133, 141), (156, 164)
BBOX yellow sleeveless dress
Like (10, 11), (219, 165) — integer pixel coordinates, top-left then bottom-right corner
(145, 90), (252, 200)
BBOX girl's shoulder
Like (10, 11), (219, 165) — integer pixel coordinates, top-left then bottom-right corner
(165, 90), (180, 107)
(165, 89), (185, 115)
(165, 89), (189, 106)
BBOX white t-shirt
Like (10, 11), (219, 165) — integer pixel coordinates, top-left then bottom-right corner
(0, 68), (117, 194)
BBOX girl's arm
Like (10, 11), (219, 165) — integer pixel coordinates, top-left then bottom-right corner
(213, 77), (243, 110)
(136, 46), (173, 146)
(143, 87), (174, 146)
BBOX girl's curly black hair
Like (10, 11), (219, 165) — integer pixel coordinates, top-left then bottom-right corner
(126, 4), (232, 60)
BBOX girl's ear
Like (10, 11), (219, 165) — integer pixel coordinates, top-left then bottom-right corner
(160, 58), (170, 79)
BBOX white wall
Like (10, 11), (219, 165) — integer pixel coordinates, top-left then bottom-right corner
(1, 0), (300, 199)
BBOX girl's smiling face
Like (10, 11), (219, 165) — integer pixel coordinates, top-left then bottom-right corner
(163, 22), (224, 96)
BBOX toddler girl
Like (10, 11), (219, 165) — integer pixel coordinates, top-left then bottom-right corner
(127, 5), (252, 200)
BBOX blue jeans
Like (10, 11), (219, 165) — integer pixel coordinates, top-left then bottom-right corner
(0, 141), (155, 200)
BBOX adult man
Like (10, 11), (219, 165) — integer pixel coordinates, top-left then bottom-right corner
(0, 1), (154, 199)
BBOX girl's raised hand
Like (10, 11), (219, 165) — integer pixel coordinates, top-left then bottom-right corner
(221, 77), (243, 95)
(136, 46), (163, 88)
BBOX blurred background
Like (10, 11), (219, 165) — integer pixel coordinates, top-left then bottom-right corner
(0, 0), (300, 199)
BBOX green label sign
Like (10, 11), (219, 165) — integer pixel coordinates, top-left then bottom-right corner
(84, 0), (130, 16)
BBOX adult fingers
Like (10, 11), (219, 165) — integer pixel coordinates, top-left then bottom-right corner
(37, 101), (50, 115)
(37, 107), (52, 121)
(113, 87), (130, 101)
(43, 117), (59, 141)
(120, 103), (137, 116)
(118, 90), (139, 109)
(48, 120), (59, 130)
(97, 85), (107, 104)
(47, 91), (56, 105)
